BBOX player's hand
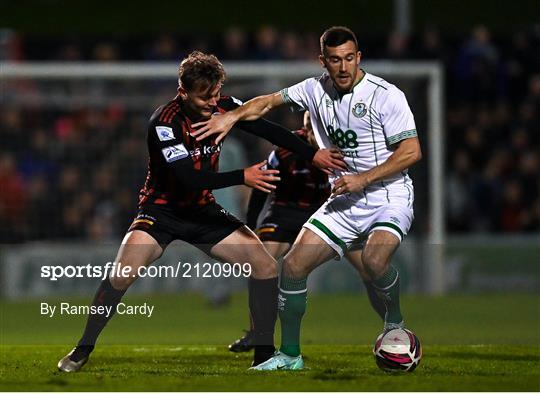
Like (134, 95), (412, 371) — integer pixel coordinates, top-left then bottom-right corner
(331, 174), (370, 197)
(312, 149), (348, 175)
(191, 113), (235, 144)
(244, 160), (281, 193)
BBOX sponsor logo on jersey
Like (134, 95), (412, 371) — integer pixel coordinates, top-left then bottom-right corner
(155, 126), (175, 141)
(352, 102), (367, 118)
(292, 169), (311, 175)
(342, 150), (362, 158)
(132, 214), (157, 227)
(189, 143), (222, 158)
(325, 98), (333, 107)
(161, 144), (189, 162)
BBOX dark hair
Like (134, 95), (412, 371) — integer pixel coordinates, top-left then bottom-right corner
(320, 26), (358, 54)
(178, 51), (226, 91)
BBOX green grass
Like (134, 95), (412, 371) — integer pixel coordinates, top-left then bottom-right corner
(1, 293), (539, 391)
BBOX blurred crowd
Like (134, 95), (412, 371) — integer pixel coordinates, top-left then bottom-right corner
(1, 25), (539, 242)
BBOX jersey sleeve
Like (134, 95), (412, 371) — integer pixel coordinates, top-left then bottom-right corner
(148, 111), (244, 190)
(280, 78), (311, 112)
(380, 87), (418, 146)
(148, 110), (189, 161)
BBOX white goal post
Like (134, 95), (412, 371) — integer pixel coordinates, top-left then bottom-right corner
(1, 60), (445, 294)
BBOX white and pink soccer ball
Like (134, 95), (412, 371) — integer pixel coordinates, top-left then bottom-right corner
(373, 328), (422, 372)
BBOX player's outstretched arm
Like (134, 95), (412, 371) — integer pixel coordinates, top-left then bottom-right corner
(237, 118), (347, 174)
(170, 158), (280, 193)
(191, 93), (284, 143)
(332, 137), (422, 196)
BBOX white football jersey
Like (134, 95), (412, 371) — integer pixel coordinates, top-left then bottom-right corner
(281, 71), (416, 204)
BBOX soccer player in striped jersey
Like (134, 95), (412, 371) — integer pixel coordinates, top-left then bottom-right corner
(191, 26), (422, 370)
(57, 51), (346, 372)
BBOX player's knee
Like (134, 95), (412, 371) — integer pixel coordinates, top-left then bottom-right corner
(361, 249), (389, 280)
(248, 253), (278, 279)
(282, 254), (309, 279)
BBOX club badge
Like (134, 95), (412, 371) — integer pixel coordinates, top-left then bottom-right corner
(352, 102), (367, 118)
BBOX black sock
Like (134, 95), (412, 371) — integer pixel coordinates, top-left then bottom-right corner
(248, 277), (278, 360)
(77, 277), (126, 347)
(363, 280), (386, 321)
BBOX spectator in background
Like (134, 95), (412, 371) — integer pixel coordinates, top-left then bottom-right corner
(25, 173), (56, 239)
(384, 30), (411, 59)
(0, 153), (26, 242)
(145, 34), (180, 61)
(301, 32), (322, 60)
(455, 25), (500, 102)
(447, 150), (473, 231)
(253, 25), (280, 60)
(497, 180), (525, 232)
(417, 27), (446, 62)
(516, 151), (539, 210)
(55, 42), (84, 61)
(525, 74), (540, 131)
(1, 107), (26, 153)
(280, 31), (303, 60)
(504, 31), (534, 100)
(221, 26), (249, 60)
(92, 42), (120, 62)
(0, 29), (23, 61)
(18, 129), (58, 182)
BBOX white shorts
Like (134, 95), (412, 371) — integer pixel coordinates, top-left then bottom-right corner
(303, 193), (414, 257)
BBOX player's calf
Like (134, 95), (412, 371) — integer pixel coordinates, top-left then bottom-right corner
(211, 228), (280, 366)
(57, 231), (162, 372)
(362, 230), (404, 327)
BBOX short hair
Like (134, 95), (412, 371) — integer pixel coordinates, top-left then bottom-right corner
(320, 26), (358, 54)
(178, 51), (226, 92)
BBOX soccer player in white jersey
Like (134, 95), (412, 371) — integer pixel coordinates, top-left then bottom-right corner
(192, 26), (422, 370)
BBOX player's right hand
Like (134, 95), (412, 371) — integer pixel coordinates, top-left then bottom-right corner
(312, 148), (348, 175)
(191, 112), (235, 144)
(244, 160), (280, 193)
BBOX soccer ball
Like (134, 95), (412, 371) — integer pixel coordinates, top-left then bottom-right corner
(373, 328), (422, 372)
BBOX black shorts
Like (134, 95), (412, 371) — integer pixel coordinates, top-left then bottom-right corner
(128, 202), (243, 252)
(256, 206), (315, 244)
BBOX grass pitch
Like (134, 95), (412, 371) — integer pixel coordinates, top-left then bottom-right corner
(1, 293), (539, 391)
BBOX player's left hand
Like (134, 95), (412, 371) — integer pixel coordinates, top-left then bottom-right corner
(191, 113), (235, 144)
(312, 149), (348, 175)
(331, 174), (370, 197)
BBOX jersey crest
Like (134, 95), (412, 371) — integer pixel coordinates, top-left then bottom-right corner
(352, 102), (367, 118)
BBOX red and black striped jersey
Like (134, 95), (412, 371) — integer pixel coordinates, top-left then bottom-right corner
(269, 129), (330, 211)
(138, 95), (242, 209)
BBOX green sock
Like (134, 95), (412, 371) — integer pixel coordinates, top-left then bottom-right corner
(278, 276), (307, 357)
(372, 265), (403, 325)
(363, 280), (386, 321)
